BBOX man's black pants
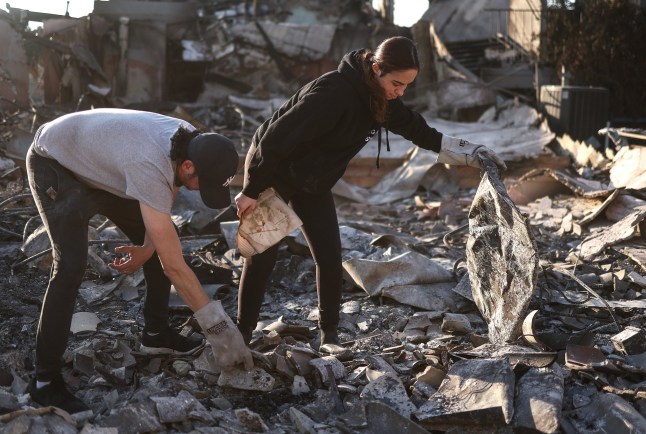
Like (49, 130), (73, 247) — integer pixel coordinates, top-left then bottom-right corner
(26, 148), (171, 381)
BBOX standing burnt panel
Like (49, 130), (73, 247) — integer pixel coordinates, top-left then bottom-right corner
(466, 158), (538, 344)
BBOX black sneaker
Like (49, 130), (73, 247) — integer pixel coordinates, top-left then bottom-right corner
(140, 327), (205, 355)
(30, 375), (90, 415)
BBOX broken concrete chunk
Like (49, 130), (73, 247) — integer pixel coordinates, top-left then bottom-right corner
(0, 389), (20, 413)
(568, 392), (646, 433)
(79, 278), (125, 305)
(441, 313), (473, 334)
(172, 360), (191, 377)
(151, 390), (201, 424)
(100, 402), (164, 433)
(628, 271), (646, 288)
(360, 374), (417, 419)
(74, 348), (96, 375)
(192, 345), (218, 373)
(611, 326), (646, 355)
(365, 401), (429, 434)
(365, 355), (399, 379)
(291, 375), (310, 395)
(118, 284), (139, 301)
(10, 369), (28, 395)
(217, 367), (275, 392)
(341, 300), (361, 315)
(276, 354), (296, 379)
(79, 423), (119, 433)
(513, 365), (564, 434)
(235, 407), (269, 432)
(289, 407), (326, 434)
(414, 365), (446, 389)
(414, 358), (515, 431)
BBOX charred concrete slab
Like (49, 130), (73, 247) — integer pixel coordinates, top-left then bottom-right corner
(365, 401), (429, 434)
(414, 358), (515, 431)
(513, 365), (564, 433)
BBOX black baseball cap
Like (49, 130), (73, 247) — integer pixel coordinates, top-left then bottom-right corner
(187, 133), (239, 209)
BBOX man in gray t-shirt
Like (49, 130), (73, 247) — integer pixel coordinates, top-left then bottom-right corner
(26, 109), (252, 414)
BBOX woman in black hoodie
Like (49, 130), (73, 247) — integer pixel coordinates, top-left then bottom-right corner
(234, 36), (505, 354)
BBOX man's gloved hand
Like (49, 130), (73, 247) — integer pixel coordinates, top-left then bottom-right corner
(437, 135), (507, 172)
(194, 300), (254, 371)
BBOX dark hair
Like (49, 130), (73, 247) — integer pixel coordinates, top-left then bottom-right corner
(374, 36), (420, 74)
(170, 125), (200, 162)
(361, 36), (420, 123)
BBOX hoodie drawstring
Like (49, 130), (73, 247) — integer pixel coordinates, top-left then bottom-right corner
(375, 126), (390, 169)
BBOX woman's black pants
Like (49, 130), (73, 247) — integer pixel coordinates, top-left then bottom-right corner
(236, 189), (343, 338)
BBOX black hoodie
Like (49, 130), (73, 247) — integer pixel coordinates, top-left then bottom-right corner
(241, 49), (443, 199)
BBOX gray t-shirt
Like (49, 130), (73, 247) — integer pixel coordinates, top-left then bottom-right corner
(33, 108), (193, 214)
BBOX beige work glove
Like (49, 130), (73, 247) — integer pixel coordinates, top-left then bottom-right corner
(437, 135), (507, 172)
(194, 300), (254, 371)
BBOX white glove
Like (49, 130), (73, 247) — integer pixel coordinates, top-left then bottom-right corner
(194, 300), (254, 371)
(437, 135), (507, 171)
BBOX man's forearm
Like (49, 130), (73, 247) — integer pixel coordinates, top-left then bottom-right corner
(165, 265), (210, 312)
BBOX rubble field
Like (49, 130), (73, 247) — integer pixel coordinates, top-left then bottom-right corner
(1, 133), (646, 433)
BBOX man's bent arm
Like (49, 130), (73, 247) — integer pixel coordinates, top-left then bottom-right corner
(139, 203), (209, 311)
(139, 203), (254, 371)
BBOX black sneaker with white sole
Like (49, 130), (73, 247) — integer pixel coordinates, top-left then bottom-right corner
(140, 327), (205, 355)
(30, 375), (90, 415)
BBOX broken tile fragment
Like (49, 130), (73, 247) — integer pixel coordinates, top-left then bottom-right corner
(287, 347), (317, 376)
(217, 367), (275, 392)
(611, 326), (646, 355)
(291, 375), (310, 395)
(309, 356), (346, 384)
(70, 312), (101, 335)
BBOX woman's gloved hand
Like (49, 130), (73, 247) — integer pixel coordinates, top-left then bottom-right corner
(437, 135), (507, 172)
